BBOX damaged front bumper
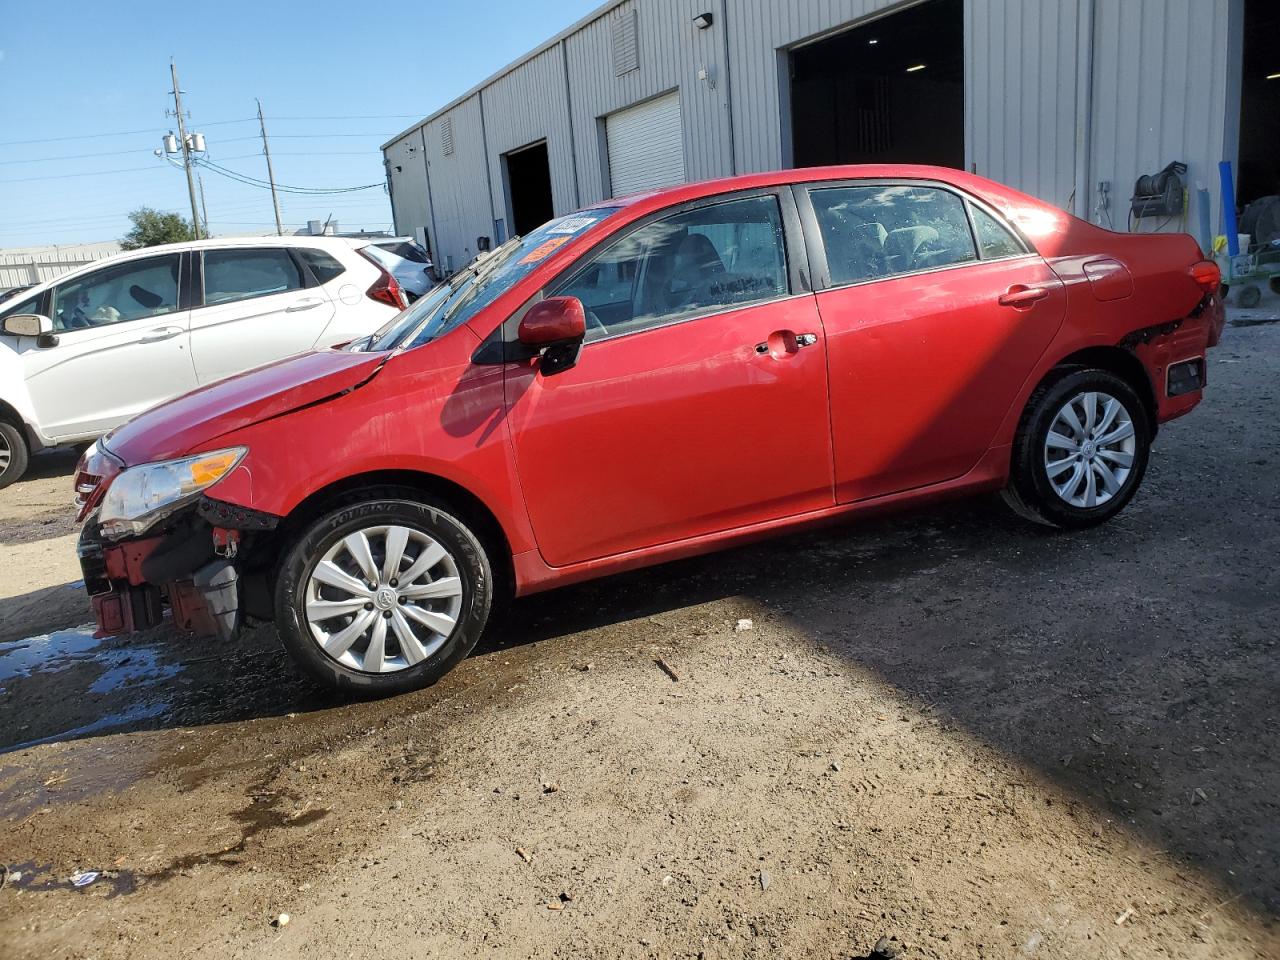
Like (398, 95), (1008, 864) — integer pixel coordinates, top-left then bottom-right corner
(78, 497), (281, 642)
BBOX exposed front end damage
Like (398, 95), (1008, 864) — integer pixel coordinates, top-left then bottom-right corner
(74, 443), (282, 643)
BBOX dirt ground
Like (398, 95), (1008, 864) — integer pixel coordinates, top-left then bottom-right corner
(1, 325), (1277, 960)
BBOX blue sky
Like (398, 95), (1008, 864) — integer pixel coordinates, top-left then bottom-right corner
(0, 0), (603, 248)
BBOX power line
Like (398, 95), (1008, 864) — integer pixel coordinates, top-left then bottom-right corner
(0, 147), (153, 166)
(196, 158), (384, 195)
(0, 127), (158, 147)
(218, 133), (396, 143)
(0, 165), (160, 184)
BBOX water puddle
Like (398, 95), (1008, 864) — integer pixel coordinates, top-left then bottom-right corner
(0, 625), (182, 754)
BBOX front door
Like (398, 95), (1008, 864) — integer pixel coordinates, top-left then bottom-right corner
(22, 252), (196, 441)
(505, 192), (834, 567)
(188, 247), (335, 384)
(799, 182), (1067, 502)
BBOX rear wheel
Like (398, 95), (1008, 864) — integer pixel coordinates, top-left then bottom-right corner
(274, 497), (493, 696)
(1003, 368), (1151, 529)
(0, 421), (30, 490)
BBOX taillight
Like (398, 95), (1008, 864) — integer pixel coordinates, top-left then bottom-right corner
(357, 249), (407, 309)
(1189, 260), (1222, 295)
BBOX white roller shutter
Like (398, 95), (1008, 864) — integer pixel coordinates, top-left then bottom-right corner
(605, 92), (686, 198)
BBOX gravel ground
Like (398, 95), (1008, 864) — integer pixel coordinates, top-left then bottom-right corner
(0, 325), (1276, 959)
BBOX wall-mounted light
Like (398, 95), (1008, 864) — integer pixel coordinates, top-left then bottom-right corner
(906, 63), (927, 73)
(868, 38), (879, 45)
(693, 12), (713, 29)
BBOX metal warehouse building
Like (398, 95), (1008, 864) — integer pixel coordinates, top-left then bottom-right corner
(382, 0), (1276, 275)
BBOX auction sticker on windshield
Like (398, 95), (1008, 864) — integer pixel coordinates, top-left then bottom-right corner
(519, 237), (573, 265)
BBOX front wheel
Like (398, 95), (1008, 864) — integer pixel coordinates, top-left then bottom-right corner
(1003, 369), (1151, 529)
(274, 497), (494, 696)
(0, 421), (30, 490)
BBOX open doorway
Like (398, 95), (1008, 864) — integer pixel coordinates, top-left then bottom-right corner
(1236, 0), (1280, 213)
(504, 140), (554, 237)
(788, 0), (964, 169)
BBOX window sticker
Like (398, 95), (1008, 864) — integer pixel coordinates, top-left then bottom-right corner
(519, 236), (573, 265)
(546, 216), (601, 235)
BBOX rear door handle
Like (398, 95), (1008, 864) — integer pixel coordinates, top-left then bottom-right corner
(286, 297), (325, 313)
(998, 285), (1050, 308)
(140, 325), (183, 343)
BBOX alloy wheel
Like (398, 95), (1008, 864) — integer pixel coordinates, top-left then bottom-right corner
(304, 524), (464, 674)
(0, 431), (9, 472)
(1043, 390), (1137, 509)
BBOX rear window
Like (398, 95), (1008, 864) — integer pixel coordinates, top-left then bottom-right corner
(375, 241), (430, 264)
(298, 248), (347, 284)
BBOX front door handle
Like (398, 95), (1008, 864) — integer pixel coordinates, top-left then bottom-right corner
(755, 331), (819, 356)
(140, 325), (183, 343)
(286, 297), (325, 313)
(998, 285), (1049, 309)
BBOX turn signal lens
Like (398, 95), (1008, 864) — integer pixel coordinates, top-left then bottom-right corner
(188, 450), (242, 486)
(1189, 260), (1222, 294)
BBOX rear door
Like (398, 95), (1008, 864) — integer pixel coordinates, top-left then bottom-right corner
(797, 181), (1067, 502)
(20, 252), (195, 440)
(187, 246), (336, 384)
(505, 190), (834, 567)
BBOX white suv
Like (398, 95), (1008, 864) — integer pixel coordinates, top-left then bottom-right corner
(0, 235), (407, 487)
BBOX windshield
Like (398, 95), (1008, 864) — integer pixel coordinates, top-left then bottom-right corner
(362, 208), (619, 352)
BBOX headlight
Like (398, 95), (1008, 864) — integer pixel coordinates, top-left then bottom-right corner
(98, 447), (246, 539)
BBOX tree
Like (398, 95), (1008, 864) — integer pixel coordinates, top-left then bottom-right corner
(120, 207), (195, 250)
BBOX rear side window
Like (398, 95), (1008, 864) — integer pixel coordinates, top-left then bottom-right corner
(810, 185), (977, 286)
(203, 248), (303, 305)
(970, 205), (1027, 259)
(552, 194), (789, 341)
(298, 248), (346, 284)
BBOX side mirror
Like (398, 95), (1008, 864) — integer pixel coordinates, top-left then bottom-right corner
(517, 297), (587, 376)
(518, 297), (586, 347)
(3, 313), (53, 338)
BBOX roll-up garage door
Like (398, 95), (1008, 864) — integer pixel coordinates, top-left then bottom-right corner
(605, 92), (686, 198)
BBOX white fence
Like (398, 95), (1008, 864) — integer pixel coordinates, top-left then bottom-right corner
(0, 243), (121, 289)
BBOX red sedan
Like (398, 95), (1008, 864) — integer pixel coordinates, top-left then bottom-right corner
(74, 166), (1225, 695)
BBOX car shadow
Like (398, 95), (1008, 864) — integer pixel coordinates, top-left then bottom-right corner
(2, 487), (1275, 917)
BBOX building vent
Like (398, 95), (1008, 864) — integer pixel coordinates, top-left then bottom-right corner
(612, 9), (639, 76)
(441, 117), (455, 157)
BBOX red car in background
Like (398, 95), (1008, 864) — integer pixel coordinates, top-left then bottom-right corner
(74, 165), (1224, 696)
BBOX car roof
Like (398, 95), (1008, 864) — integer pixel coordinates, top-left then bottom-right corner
(15, 234), (373, 296)
(586, 163), (1041, 215)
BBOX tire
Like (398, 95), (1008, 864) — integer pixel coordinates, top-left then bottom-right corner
(0, 421), (30, 490)
(274, 496), (494, 696)
(1003, 368), (1151, 529)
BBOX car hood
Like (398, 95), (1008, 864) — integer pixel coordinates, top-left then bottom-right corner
(105, 348), (387, 466)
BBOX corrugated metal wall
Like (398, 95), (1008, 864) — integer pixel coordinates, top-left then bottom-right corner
(966, 0), (1082, 211)
(564, 0), (734, 206)
(421, 95), (495, 272)
(384, 0), (1243, 271)
(1089, 0), (1240, 237)
(481, 45), (580, 224)
(385, 133), (434, 250)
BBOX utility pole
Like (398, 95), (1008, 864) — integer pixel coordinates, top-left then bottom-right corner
(197, 172), (210, 237)
(168, 59), (203, 240)
(257, 99), (284, 236)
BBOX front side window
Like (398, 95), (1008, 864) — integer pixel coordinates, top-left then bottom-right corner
(810, 185), (978, 286)
(1, 292), (42, 323)
(553, 194), (789, 341)
(203, 248), (303, 306)
(50, 254), (181, 331)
